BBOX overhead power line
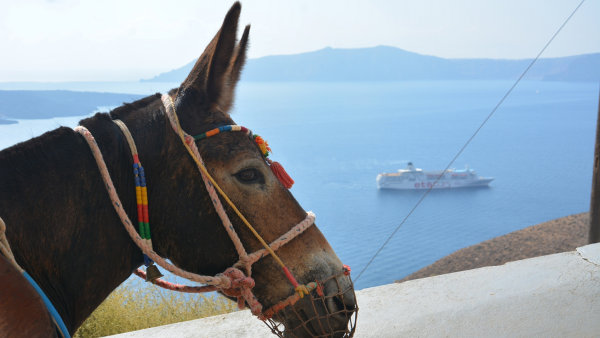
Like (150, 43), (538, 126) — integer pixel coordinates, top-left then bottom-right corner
(355, 0), (587, 283)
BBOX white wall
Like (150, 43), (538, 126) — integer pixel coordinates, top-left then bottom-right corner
(110, 243), (600, 338)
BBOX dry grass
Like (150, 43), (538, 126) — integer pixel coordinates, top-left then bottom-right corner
(74, 279), (237, 337)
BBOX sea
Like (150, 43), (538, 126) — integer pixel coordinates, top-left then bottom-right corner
(0, 80), (598, 290)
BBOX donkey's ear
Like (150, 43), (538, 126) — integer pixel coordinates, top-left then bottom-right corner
(230, 25), (250, 86)
(220, 24), (250, 112)
(180, 2), (241, 110)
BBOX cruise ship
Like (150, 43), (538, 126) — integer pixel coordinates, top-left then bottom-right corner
(376, 162), (493, 190)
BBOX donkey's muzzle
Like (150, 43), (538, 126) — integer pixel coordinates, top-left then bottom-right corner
(264, 270), (358, 337)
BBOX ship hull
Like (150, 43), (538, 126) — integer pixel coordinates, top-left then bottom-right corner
(376, 175), (493, 190)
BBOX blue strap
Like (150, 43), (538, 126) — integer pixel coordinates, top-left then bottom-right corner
(22, 271), (71, 338)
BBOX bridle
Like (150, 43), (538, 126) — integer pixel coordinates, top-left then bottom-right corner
(1, 92), (357, 337)
(73, 93), (326, 320)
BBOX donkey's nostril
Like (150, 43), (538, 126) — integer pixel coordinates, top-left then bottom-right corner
(334, 296), (345, 312)
(323, 275), (357, 315)
(327, 292), (357, 315)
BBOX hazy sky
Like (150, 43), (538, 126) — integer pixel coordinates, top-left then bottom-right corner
(1, 0), (599, 81)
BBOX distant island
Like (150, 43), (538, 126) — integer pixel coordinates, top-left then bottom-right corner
(1, 47), (596, 122)
(0, 119), (17, 125)
(143, 46), (600, 83)
(0, 90), (143, 122)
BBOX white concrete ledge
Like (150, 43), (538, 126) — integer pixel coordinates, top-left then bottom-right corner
(110, 243), (600, 337)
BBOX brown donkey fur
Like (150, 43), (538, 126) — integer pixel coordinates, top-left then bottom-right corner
(0, 3), (355, 337)
(0, 255), (56, 337)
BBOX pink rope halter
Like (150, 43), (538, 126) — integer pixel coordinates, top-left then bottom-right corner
(73, 93), (317, 319)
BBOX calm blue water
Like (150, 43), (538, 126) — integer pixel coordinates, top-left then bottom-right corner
(1, 80), (597, 289)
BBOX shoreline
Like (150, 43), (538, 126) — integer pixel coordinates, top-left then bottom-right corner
(399, 212), (590, 282)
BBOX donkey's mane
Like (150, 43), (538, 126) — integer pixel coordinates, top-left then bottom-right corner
(0, 126), (77, 174)
(109, 93), (162, 120)
(0, 93), (163, 169)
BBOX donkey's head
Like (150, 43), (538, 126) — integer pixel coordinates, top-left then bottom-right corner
(149, 3), (357, 337)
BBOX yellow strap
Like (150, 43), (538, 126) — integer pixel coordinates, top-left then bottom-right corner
(167, 99), (289, 270)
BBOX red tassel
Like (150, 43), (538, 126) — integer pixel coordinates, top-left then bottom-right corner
(269, 160), (294, 189)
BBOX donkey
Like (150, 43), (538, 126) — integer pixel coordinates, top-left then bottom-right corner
(0, 3), (357, 337)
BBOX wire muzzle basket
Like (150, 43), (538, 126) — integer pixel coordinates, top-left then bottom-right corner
(263, 270), (358, 337)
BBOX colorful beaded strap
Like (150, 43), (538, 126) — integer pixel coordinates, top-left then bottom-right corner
(113, 120), (162, 277)
(193, 125), (293, 189)
(193, 125), (250, 141)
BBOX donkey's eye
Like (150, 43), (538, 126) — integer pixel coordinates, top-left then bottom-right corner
(234, 168), (264, 184)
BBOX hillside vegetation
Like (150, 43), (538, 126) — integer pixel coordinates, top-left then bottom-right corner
(74, 281), (236, 337)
